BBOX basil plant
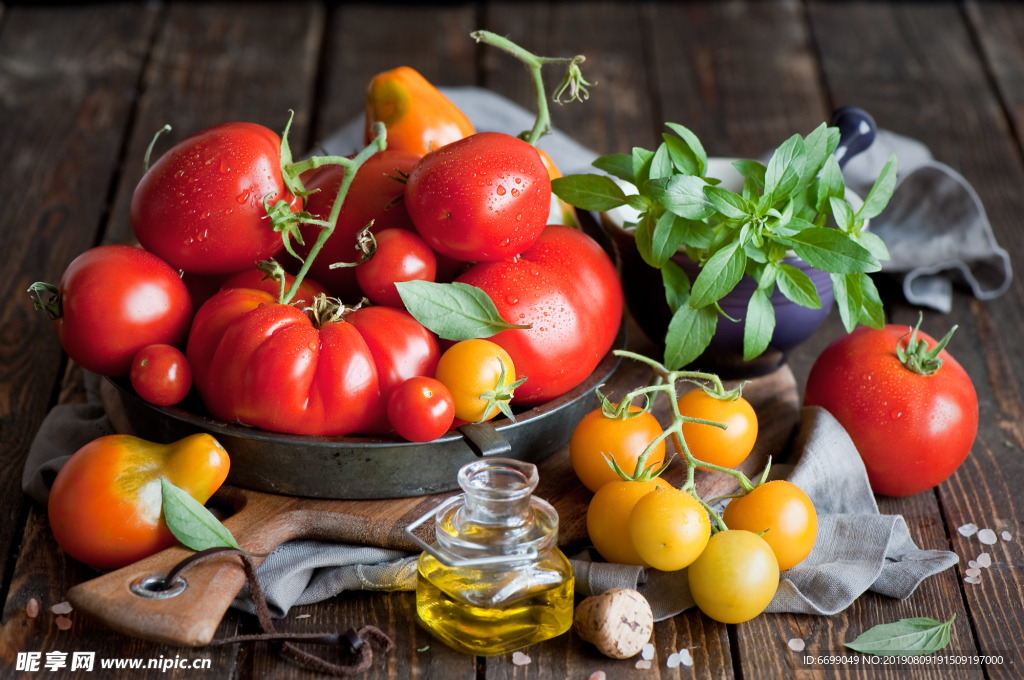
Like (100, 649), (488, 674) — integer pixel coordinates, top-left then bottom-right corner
(551, 122), (897, 369)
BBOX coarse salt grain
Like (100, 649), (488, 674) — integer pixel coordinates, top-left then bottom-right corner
(968, 560), (979, 568)
(680, 649), (694, 667)
(635, 660), (652, 670)
(588, 672), (606, 680)
(788, 638), (805, 652)
(959, 523), (978, 537)
(964, 576), (981, 585)
(965, 568), (981, 577)
(26, 598), (39, 618)
(1002, 531), (1012, 541)
(511, 651), (531, 666)
(641, 643), (655, 660)
(979, 529), (998, 545)
(51, 601), (73, 615)
(977, 553), (992, 568)
(55, 616), (72, 631)
(666, 653), (681, 668)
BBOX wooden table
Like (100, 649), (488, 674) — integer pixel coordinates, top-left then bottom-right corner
(0, 2), (1021, 678)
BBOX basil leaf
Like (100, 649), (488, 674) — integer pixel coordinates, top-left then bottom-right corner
(764, 133), (805, 201)
(787, 227), (880, 274)
(651, 211), (688, 267)
(161, 479), (242, 552)
(799, 122), (830, 189)
(845, 615), (955, 656)
(635, 213), (655, 267)
(824, 126), (841, 158)
(777, 263), (822, 309)
(757, 261), (778, 290)
(690, 241), (746, 308)
(633, 147), (656, 187)
(661, 260), (690, 314)
(743, 288), (775, 361)
(646, 175), (715, 220)
(664, 302), (717, 370)
(857, 273), (885, 329)
(665, 123), (707, 176)
(550, 174), (627, 211)
(705, 186), (751, 219)
(679, 219), (714, 249)
(857, 152), (898, 220)
(773, 216), (814, 238)
(396, 281), (531, 341)
(626, 194), (651, 212)
(744, 242), (767, 263)
(830, 196), (856, 232)
(592, 153), (635, 184)
(857, 230), (891, 261)
(832, 272), (863, 333)
(661, 133), (699, 176)
(650, 142), (674, 181)
(816, 155), (845, 212)
(733, 160), (766, 190)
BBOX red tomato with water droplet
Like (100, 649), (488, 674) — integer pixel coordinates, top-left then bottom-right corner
(804, 323), (978, 496)
(131, 123), (301, 274)
(404, 132), (550, 261)
(356, 228), (436, 308)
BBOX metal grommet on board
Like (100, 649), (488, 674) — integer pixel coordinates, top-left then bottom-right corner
(129, 575), (187, 599)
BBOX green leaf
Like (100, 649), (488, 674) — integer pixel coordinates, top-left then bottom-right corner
(764, 134), (805, 201)
(824, 127), (841, 158)
(690, 241), (747, 308)
(661, 133), (700, 176)
(550, 174), (627, 211)
(743, 288), (775, 361)
(776, 263), (822, 309)
(633, 147), (656, 187)
(650, 143), (674, 181)
(635, 213), (655, 266)
(857, 230), (891, 261)
(161, 479), (242, 552)
(646, 175), (715, 220)
(704, 186), (750, 219)
(661, 260), (690, 314)
(757, 261), (778, 290)
(787, 227), (880, 274)
(665, 123), (707, 176)
(664, 303), (717, 370)
(816, 155), (845, 212)
(732, 160), (766, 190)
(626, 194), (652, 212)
(679, 219), (714, 249)
(857, 152), (898, 220)
(844, 615), (955, 656)
(592, 153), (635, 184)
(830, 196), (856, 232)
(396, 281), (531, 341)
(773, 216), (814, 238)
(857, 273), (885, 329)
(832, 272), (863, 333)
(650, 211), (688, 266)
(798, 123), (830, 189)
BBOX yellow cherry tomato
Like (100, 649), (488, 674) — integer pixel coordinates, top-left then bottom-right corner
(675, 389), (758, 468)
(688, 530), (779, 623)
(723, 480), (818, 570)
(570, 406), (666, 493)
(435, 339), (518, 422)
(628, 486), (710, 571)
(587, 479), (663, 567)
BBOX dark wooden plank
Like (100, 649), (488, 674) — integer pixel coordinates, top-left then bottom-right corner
(310, 4), (477, 146)
(807, 2), (1024, 678)
(102, 1), (326, 246)
(0, 1), (158, 625)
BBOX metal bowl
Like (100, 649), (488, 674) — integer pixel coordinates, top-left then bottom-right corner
(103, 325), (625, 499)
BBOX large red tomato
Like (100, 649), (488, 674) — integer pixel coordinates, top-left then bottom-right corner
(131, 123), (300, 274)
(31, 245), (192, 377)
(295, 150), (421, 299)
(456, 226), (622, 406)
(220, 266), (328, 308)
(405, 132), (551, 262)
(804, 322), (978, 496)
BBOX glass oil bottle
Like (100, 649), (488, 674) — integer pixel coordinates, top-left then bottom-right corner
(405, 458), (573, 656)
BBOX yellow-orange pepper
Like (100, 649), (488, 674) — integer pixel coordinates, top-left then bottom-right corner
(364, 66), (475, 156)
(48, 433), (230, 570)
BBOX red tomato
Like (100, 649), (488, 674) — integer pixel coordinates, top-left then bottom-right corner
(295, 150), (421, 299)
(220, 266), (328, 308)
(455, 226), (623, 406)
(387, 377), (455, 442)
(804, 323), (978, 496)
(31, 245), (192, 377)
(405, 132), (551, 262)
(130, 344), (193, 406)
(356, 228), (437, 308)
(181, 271), (233, 313)
(131, 123), (299, 274)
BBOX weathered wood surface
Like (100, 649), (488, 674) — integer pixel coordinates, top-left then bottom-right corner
(1, 2), (1023, 679)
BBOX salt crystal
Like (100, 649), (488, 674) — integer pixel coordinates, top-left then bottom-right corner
(788, 638), (806, 652)
(968, 560), (979, 568)
(25, 598), (39, 618)
(588, 672), (606, 680)
(964, 576), (981, 585)
(666, 653), (681, 668)
(965, 568), (981, 577)
(977, 553), (992, 568)
(635, 659), (652, 670)
(959, 523), (978, 537)
(1002, 531), (1012, 541)
(641, 643), (655, 660)
(51, 601), (73, 615)
(680, 649), (693, 667)
(979, 529), (998, 545)
(55, 616), (72, 630)
(511, 651), (531, 666)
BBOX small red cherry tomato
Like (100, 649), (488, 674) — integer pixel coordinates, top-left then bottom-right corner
(130, 344), (193, 406)
(356, 228), (437, 307)
(387, 377), (455, 442)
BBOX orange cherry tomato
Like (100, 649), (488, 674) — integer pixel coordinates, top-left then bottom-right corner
(48, 434), (230, 570)
(364, 66), (475, 156)
(688, 530), (779, 623)
(675, 389), (758, 468)
(723, 480), (818, 570)
(586, 479), (663, 567)
(629, 486), (710, 571)
(570, 406), (665, 493)
(435, 339), (519, 423)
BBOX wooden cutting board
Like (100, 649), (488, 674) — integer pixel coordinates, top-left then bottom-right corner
(74, 351), (799, 646)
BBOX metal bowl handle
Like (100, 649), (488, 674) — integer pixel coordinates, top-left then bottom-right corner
(458, 422), (512, 457)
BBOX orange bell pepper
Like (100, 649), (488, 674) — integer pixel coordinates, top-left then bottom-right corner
(364, 66), (475, 155)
